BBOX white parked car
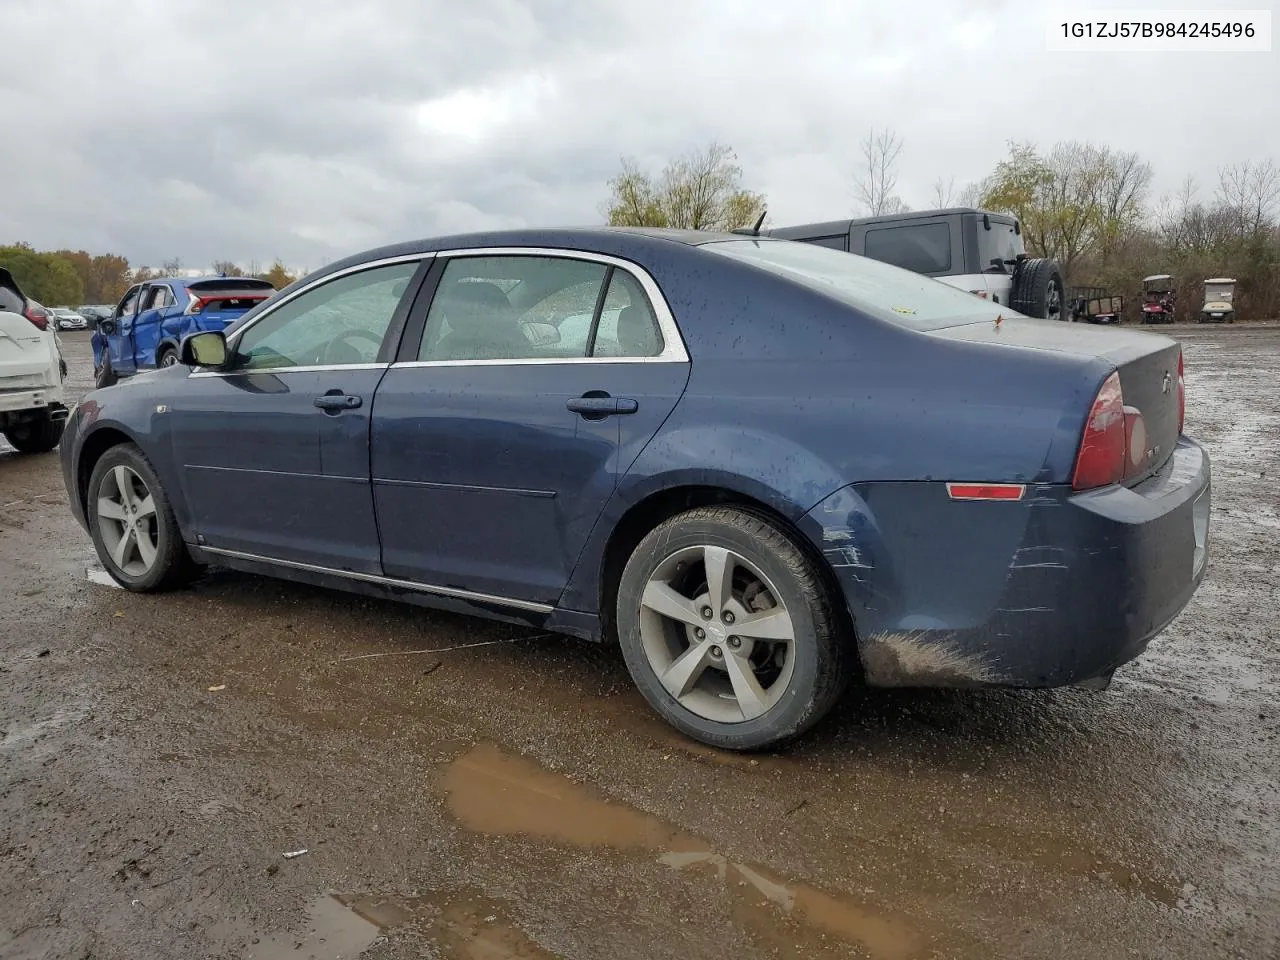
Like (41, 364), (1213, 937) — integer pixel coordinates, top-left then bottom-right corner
(0, 268), (68, 453)
(52, 308), (89, 331)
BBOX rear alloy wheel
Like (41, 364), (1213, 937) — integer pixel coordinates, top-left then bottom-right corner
(157, 347), (179, 368)
(616, 506), (851, 750)
(2, 412), (65, 454)
(88, 444), (199, 591)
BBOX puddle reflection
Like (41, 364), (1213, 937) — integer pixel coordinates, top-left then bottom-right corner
(443, 742), (923, 960)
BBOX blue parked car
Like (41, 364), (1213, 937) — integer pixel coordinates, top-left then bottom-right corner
(59, 228), (1210, 749)
(92, 276), (275, 387)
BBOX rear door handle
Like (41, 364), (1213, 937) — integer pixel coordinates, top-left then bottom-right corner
(566, 395), (639, 418)
(314, 394), (362, 411)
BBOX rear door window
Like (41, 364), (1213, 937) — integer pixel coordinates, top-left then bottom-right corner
(864, 223), (951, 274)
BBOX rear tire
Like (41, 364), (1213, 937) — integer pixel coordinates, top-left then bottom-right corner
(95, 353), (119, 388)
(157, 346), (179, 368)
(2, 412), (65, 454)
(87, 443), (200, 591)
(1010, 259), (1065, 321)
(615, 506), (852, 751)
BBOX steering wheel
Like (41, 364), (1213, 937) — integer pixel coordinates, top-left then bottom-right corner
(320, 329), (383, 365)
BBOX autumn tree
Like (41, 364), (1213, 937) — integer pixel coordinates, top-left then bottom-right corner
(53, 249), (131, 303)
(978, 140), (1151, 282)
(256, 260), (296, 289)
(855, 128), (908, 216)
(603, 143), (765, 231)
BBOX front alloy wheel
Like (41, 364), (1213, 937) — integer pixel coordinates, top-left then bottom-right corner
(96, 464), (160, 577)
(616, 506), (852, 750)
(88, 443), (199, 591)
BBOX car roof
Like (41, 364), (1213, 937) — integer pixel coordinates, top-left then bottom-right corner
(289, 227), (769, 290)
(767, 208), (1017, 237)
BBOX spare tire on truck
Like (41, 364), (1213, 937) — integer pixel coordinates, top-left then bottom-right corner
(1011, 258), (1065, 321)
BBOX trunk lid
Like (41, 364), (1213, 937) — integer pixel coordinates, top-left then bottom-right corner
(0, 311), (53, 379)
(930, 318), (1183, 483)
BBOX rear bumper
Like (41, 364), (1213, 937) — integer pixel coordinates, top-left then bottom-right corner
(0, 384), (65, 415)
(801, 439), (1211, 688)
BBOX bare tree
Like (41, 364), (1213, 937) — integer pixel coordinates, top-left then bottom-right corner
(931, 176), (956, 208)
(1217, 159), (1280, 239)
(211, 260), (244, 277)
(855, 127), (905, 216)
(160, 257), (183, 276)
(957, 181), (984, 207)
(603, 143), (765, 231)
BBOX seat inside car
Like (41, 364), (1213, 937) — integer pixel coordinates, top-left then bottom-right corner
(431, 280), (524, 360)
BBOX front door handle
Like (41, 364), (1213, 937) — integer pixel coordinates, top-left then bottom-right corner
(566, 394), (639, 419)
(314, 393), (362, 411)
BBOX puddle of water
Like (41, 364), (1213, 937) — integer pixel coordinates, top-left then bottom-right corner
(442, 742), (924, 960)
(250, 894), (381, 959)
(86, 566), (123, 589)
(249, 890), (555, 960)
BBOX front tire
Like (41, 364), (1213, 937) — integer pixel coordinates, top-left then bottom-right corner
(87, 443), (199, 591)
(95, 353), (119, 388)
(615, 506), (852, 751)
(2, 412), (65, 454)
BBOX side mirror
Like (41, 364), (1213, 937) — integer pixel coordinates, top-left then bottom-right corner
(98, 318), (117, 336)
(180, 331), (228, 368)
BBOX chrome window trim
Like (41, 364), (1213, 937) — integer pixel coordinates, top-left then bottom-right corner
(199, 546), (554, 614)
(406, 246), (689, 366)
(190, 362), (388, 378)
(222, 253), (433, 350)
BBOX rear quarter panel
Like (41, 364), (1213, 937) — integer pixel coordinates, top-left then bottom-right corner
(558, 249), (1105, 613)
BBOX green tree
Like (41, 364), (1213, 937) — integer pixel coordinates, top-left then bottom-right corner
(0, 244), (84, 305)
(603, 143), (765, 231)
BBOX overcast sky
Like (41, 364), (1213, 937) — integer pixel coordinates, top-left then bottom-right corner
(1, 0), (1276, 272)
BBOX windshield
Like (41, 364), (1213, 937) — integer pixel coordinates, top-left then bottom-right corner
(702, 239), (1015, 331)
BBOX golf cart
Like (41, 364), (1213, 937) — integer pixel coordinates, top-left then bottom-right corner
(1201, 277), (1237, 324)
(1067, 285), (1124, 324)
(1140, 275), (1176, 324)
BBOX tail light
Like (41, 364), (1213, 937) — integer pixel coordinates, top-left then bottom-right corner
(1177, 351), (1185, 435)
(1073, 371), (1159, 491)
(24, 306), (49, 331)
(1072, 372), (1126, 490)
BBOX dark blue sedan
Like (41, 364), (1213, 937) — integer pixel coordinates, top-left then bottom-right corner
(60, 228), (1210, 750)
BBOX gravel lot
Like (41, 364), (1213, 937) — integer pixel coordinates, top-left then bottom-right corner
(1, 327), (1277, 960)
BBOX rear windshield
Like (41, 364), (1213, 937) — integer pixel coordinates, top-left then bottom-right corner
(977, 218), (1023, 274)
(198, 295), (269, 312)
(702, 239), (1011, 331)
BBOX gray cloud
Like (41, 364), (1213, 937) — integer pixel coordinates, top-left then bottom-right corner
(2, 0), (1275, 273)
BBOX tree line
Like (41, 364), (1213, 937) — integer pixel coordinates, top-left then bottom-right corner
(0, 243), (297, 308)
(604, 136), (1280, 322)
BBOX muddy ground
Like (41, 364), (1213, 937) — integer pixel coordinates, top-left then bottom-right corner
(1, 327), (1277, 960)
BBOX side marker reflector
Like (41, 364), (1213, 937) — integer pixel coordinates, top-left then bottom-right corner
(946, 483), (1026, 501)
